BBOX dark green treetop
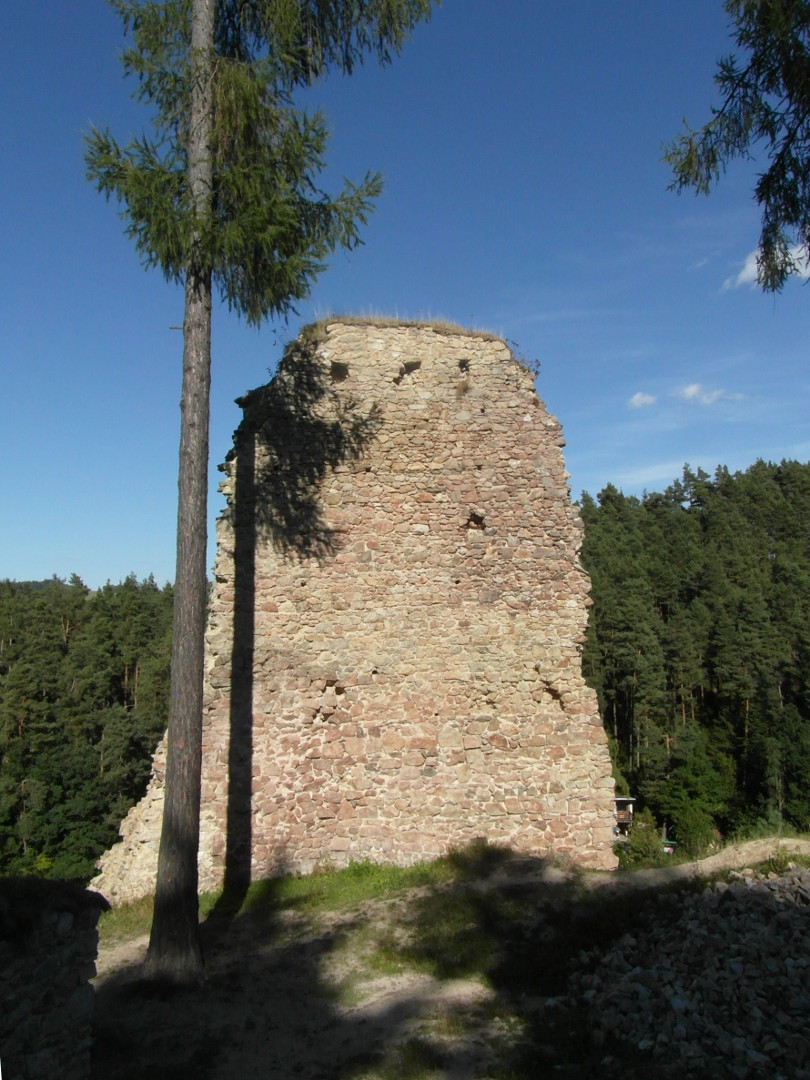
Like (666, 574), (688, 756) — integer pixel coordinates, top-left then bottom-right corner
(0, 576), (172, 881)
(580, 460), (810, 852)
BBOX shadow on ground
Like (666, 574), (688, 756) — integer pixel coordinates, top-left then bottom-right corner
(91, 844), (710, 1080)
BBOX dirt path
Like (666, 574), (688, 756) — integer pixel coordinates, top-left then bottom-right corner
(92, 837), (808, 1079)
(586, 836), (810, 891)
(93, 899), (500, 1080)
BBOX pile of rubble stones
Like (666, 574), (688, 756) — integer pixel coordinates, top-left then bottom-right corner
(566, 866), (810, 1079)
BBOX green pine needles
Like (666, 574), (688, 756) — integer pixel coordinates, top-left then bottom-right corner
(86, 0), (436, 980)
(85, 0), (442, 323)
(665, 0), (810, 291)
(580, 460), (810, 853)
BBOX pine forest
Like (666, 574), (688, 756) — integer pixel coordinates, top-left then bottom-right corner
(1, 458), (808, 881)
(0, 575), (172, 880)
(581, 459), (810, 855)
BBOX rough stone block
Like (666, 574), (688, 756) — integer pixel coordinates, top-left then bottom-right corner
(94, 320), (617, 904)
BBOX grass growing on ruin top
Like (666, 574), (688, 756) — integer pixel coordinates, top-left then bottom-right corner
(302, 312), (504, 342)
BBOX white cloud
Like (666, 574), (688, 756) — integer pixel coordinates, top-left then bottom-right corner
(627, 391), (656, 408)
(723, 246), (810, 289)
(679, 382), (722, 405)
(676, 383), (742, 406)
(723, 251), (759, 290)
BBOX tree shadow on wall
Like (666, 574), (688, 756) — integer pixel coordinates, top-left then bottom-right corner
(228, 335), (382, 560)
(213, 336), (381, 912)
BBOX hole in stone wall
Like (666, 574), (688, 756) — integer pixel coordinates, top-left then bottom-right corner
(458, 359), (470, 373)
(393, 359), (422, 385)
(330, 361), (349, 382)
(534, 667), (564, 704)
(544, 680), (563, 702)
(465, 511), (486, 530)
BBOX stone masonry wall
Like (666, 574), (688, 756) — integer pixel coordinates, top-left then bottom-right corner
(95, 321), (616, 904)
(0, 879), (108, 1080)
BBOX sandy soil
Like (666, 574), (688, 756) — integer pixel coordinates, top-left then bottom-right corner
(93, 901), (502, 1079)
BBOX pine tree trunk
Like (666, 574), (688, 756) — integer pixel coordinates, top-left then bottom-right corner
(146, 0), (214, 983)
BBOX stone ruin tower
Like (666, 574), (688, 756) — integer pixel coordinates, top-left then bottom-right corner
(95, 320), (617, 903)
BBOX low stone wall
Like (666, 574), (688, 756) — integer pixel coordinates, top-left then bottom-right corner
(0, 878), (108, 1080)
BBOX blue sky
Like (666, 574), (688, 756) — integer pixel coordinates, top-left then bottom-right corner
(2, 2), (808, 588)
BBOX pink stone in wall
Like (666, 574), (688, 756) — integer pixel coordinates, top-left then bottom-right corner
(93, 321), (617, 905)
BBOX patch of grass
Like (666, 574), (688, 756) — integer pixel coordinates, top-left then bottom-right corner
(366, 925), (415, 978)
(752, 845), (810, 876)
(319, 916), (414, 1006)
(237, 857), (455, 920)
(350, 1037), (446, 1080)
(443, 836), (513, 880)
(97, 894), (154, 945)
(386, 889), (511, 981)
(426, 1008), (469, 1039)
(97, 843), (507, 949)
(98, 887), (222, 947)
(765, 844), (794, 876)
(349, 1002), (530, 1080)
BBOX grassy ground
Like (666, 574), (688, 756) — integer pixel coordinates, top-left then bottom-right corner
(92, 838), (810, 1080)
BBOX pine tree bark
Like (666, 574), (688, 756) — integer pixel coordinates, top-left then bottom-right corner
(146, 0), (214, 982)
